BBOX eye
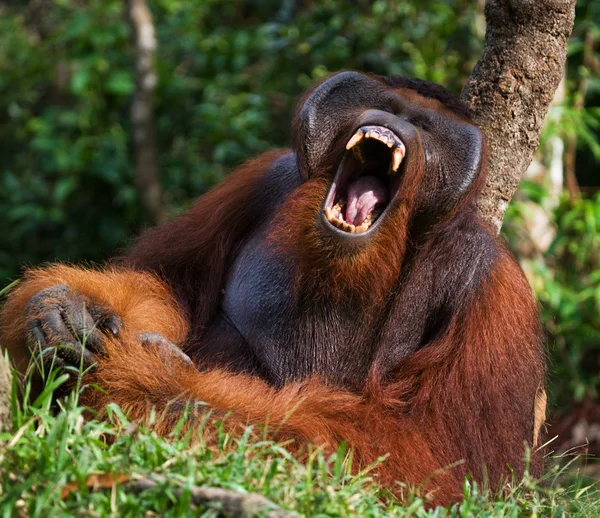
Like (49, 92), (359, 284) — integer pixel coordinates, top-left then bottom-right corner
(407, 114), (431, 132)
(383, 94), (407, 117)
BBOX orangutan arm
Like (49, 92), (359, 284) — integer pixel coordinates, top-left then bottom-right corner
(0, 264), (189, 373)
(0, 150), (295, 375)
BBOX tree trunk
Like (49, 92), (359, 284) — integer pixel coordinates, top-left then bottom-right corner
(128, 0), (165, 224)
(462, 0), (577, 233)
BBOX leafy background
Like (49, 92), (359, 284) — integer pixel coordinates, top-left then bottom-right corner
(0, 0), (599, 425)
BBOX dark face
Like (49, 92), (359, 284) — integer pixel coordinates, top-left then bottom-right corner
(293, 72), (484, 243)
(223, 73), (488, 388)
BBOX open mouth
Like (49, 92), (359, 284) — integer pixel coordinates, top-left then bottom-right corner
(323, 125), (406, 234)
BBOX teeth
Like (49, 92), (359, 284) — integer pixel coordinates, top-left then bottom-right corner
(391, 144), (406, 174)
(332, 125), (403, 235)
(354, 221), (369, 233)
(324, 199), (380, 234)
(328, 213), (356, 233)
(346, 131), (364, 150)
(345, 125), (405, 175)
(331, 200), (345, 217)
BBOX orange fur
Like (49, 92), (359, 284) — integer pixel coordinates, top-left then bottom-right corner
(82, 336), (458, 503)
(0, 212), (544, 507)
(267, 137), (425, 307)
(7, 248), (535, 506)
(0, 78), (545, 507)
(0, 265), (188, 370)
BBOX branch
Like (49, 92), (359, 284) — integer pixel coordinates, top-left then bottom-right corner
(461, 0), (577, 233)
(125, 475), (300, 518)
(0, 354), (11, 432)
(128, 0), (166, 224)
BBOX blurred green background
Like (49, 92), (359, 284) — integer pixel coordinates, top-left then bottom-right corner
(0, 0), (599, 436)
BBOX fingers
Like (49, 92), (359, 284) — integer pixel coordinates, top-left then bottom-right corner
(24, 285), (186, 378)
(24, 285), (123, 371)
(60, 297), (103, 353)
(140, 332), (192, 366)
(27, 314), (97, 370)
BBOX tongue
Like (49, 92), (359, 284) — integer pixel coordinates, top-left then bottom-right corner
(345, 175), (389, 226)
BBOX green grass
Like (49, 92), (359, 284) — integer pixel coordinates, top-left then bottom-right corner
(1, 373), (600, 517)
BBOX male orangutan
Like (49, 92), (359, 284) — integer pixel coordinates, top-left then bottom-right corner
(0, 72), (546, 505)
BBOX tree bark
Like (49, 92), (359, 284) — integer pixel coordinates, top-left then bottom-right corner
(461, 0), (577, 233)
(0, 355), (12, 432)
(128, 0), (166, 224)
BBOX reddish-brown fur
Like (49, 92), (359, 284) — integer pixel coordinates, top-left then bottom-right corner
(0, 75), (546, 507)
(1, 265), (188, 370)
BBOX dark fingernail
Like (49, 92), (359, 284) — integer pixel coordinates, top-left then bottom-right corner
(106, 320), (120, 337)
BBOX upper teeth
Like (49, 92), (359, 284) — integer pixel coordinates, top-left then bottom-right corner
(345, 126), (406, 174)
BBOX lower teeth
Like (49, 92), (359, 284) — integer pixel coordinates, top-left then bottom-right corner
(325, 199), (381, 234)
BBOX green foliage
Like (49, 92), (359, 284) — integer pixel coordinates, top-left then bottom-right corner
(1, 0), (599, 413)
(505, 188), (600, 405)
(0, 1), (137, 277)
(1, 373), (600, 516)
(0, 0), (482, 279)
(547, 196), (600, 402)
(542, 195), (600, 403)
